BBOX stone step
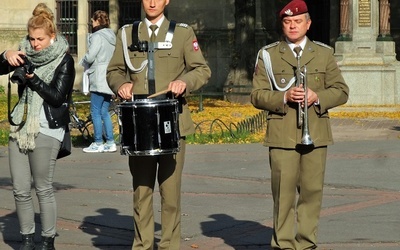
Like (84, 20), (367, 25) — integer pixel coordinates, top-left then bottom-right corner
(331, 105), (400, 114)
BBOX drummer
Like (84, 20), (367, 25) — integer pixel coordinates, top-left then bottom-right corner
(106, 0), (211, 249)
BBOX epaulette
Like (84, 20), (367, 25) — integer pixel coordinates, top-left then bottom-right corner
(177, 23), (189, 29)
(313, 40), (333, 50)
(120, 23), (132, 29)
(262, 41), (280, 50)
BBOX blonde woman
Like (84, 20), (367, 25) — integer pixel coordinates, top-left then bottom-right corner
(0, 3), (75, 249)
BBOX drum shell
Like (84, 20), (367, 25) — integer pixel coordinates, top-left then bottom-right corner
(118, 99), (180, 156)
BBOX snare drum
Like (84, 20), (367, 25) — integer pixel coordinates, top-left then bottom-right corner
(118, 99), (180, 156)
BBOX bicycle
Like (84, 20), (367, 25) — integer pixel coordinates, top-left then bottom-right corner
(68, 97), (120, 142)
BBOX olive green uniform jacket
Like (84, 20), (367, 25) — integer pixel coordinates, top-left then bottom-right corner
(107, 18), (211, 136)
(251, 38), (349, 148)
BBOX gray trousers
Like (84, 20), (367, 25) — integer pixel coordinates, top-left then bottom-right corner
(9, 133), (60, 237)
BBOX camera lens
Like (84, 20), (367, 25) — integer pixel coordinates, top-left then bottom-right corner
(11, 67), (27, 85)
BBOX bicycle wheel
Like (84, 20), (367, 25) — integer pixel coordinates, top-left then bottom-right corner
(69, 108), (84, 131)
(79, 125), (91, 140)
(69, 106), (92, 140)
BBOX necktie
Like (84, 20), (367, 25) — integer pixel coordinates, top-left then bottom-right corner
(150, 24), (158, 42)
(293, 46), (302, 58)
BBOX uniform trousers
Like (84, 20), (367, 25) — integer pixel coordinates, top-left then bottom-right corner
(269, 146), (327, 250)
(9, 133), (60, 237)
(129, 139), (186, 250)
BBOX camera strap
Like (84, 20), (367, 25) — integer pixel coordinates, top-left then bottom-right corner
(7, 70), (27, 130)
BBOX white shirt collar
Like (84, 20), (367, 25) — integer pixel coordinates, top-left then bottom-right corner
(287, 37), (307, 57)
(144, 16), (165, 37)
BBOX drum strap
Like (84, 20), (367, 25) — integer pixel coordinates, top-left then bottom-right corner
(165, 20), (177, 43)
(121, 20), (177, 94)
(130, 20), (141, 51)
(128, 21), (176, 50)
(147, 21), (176, 94)
(121, 20), (177, 75)
(147, 43), (156, 94)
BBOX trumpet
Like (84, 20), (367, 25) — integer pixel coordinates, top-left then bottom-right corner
(294, 47), (313, 145)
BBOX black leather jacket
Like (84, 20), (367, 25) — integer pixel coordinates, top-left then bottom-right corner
(1, 52), (75, 129)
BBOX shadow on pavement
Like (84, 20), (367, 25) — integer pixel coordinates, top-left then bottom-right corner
(0, 211), (47, 250)
(390, 125), (400, 131)
(0, 211), (19, 250)
(200, 214), (273, 248)
(79, 208), (160, 249)
(80, 208), (134, 249)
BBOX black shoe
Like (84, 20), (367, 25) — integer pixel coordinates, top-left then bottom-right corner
(19, 233), (35, 250)
(36, 236), (55, 250)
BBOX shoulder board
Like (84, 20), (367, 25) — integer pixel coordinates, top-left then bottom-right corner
(261, 41), (280, 50)
(177, 23), (189, 28)
(121, 24), (131, 29)
(313, 41), (333, 50)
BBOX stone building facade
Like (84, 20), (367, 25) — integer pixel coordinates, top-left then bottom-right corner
(1, 0), (400, 104)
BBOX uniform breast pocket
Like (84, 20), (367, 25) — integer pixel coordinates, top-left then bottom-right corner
(129, 52), (147, 70)
(307, 65), (326, 90)
(158, 50), (181, 73)
(272, 72), (294, 90)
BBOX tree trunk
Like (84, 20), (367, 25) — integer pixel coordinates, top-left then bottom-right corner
(224, 0), (256, 103)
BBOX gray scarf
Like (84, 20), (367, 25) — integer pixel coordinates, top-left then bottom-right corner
(9, 34), (69, 152)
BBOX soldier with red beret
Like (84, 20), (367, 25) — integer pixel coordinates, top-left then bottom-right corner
(251, 0), (349, 249)
(279, 0), (308, 18)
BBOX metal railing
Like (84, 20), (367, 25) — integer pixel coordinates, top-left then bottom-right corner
(193, 110), (267, 139)
(237, 111), (267, 134)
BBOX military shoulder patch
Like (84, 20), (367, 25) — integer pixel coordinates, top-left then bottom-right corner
(262, 41), (280, 50)
(313, 41), (333, 50)
(177, 23), (189, 28)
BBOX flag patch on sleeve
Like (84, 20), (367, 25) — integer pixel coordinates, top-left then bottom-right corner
(193, 40), (200, 51)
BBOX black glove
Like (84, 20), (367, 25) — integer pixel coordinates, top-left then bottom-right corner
(25, 74), (41, 91)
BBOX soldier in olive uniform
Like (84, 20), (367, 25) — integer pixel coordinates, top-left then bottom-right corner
(106, 0), (211, 249)
(251, 0), (349, 249)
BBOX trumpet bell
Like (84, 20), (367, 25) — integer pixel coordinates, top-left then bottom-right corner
(301, 133), (314, 145)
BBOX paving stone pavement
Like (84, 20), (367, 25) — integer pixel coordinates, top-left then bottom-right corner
(0, 117), (399, 250)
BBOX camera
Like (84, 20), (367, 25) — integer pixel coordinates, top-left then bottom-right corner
(11, 55), (35, 85)
(129, 41), (148, 52)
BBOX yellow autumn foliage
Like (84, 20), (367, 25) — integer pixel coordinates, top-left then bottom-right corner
(1, 93), (399, 145)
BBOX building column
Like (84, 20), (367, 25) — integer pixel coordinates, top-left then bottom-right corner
(77, 1), (89, 56)
(377, 0), (392, 40)
(109, 0), (119, 32)
(75, 1), (89, 90)
(338, 0), (351, 40)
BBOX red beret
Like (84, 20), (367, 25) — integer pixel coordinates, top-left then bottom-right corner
(279, 0), (308, 19)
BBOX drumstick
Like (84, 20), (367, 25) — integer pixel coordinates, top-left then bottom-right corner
(147, 89), (171, 99)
